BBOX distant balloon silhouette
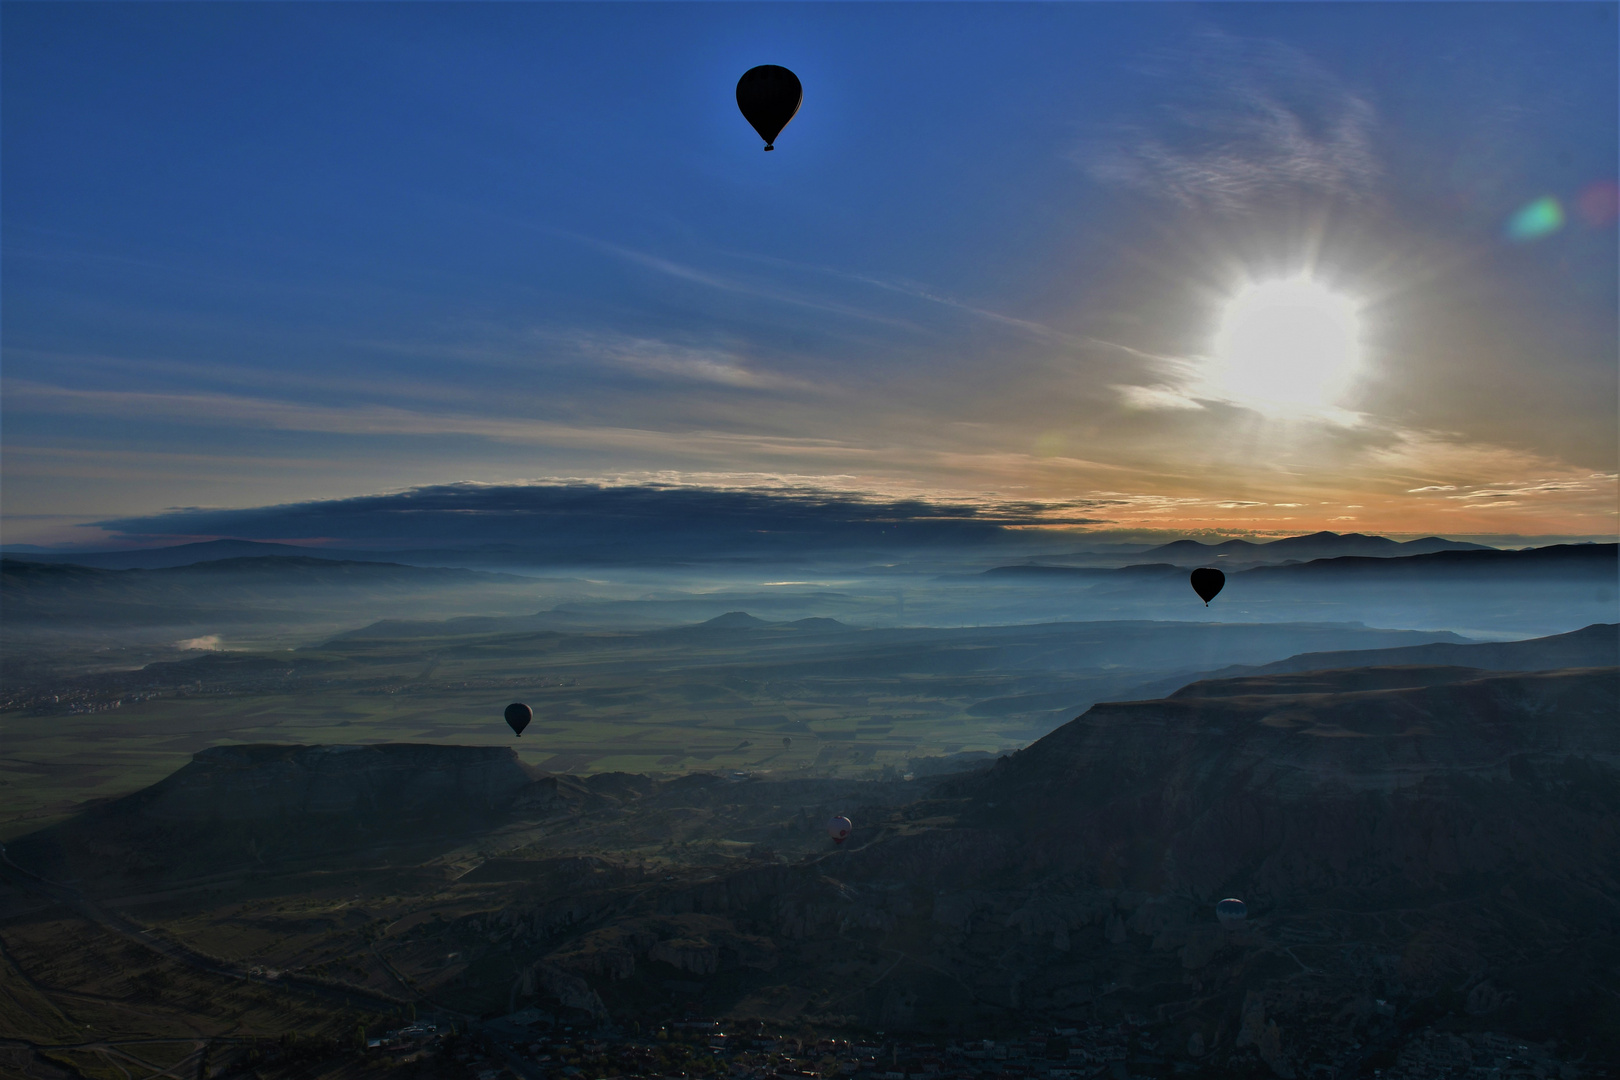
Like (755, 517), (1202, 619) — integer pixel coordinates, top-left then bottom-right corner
(736, 65), (802, 150)
(1190, 567), (1225, 606)
(827, 815), (852, 845)
(504, 702), (532, 737)
(783, 736), (792, 748)
(1216, 898), (1247, 923)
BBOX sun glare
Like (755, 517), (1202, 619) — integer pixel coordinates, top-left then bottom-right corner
(1212, 277), (1363, 412)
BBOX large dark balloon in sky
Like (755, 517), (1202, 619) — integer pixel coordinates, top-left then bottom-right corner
(1190, 567), (1225, 606)
(504, 702), (532, 737)
(736, 65), (802, 150)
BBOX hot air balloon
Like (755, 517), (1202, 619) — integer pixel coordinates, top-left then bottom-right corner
(827, 815), (852, 845)
(1190, 567), (1225, 606)
(504, 702), (532, 737)
(736, 65), (802, 151)
(1215, 898), (1247, 924)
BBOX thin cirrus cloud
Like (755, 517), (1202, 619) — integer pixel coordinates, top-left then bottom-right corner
(1080, 31), (1382, 214)
(571, 334), (814, 392)
(1444, 475), (1619, 502)
(0, 380), (855, 460)
(1113, 383), (1206, 412)
(546, 230), (923, 333)
(723, 249), (1087, 350)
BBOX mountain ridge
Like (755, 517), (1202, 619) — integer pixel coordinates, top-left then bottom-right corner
(1119, 622), (1619, 700)
(1, 528), (1505, 574)
(1141, 530), (1495, 564)
(983, 540), (1617, 580)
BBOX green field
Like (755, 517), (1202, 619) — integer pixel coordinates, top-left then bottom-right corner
(0, 616), (1472, 841)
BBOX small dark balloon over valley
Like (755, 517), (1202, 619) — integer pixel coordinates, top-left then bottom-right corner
(507, 703), (535, 738)
(2, 4), (1617, 1080)
(1190, 568), (1225, 607)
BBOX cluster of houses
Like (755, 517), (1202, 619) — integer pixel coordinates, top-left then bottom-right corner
(363, 1011), (1581, 1080)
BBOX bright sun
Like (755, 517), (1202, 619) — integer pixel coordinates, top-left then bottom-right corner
(1212, 277), (1363, 411)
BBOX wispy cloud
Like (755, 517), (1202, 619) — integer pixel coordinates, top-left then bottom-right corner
(1079, 31), (1381, 214)
(1444, 475), (1619, 501)
(727, 251), (1086, 348)
(572, 334), (813, 391)
(1, 379), (844, 454)
(1113, 383), (1205, 411)
(542, 231), (920, 331)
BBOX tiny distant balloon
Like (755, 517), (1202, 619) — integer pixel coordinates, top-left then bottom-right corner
(1216, 898), (1247, 924)
(736, 65), (802, 150)
(1190, 567), (1225, 606)
(783, 736), (793, 748)
(504, 702), (532, 737)
(827, 815), (852, 845)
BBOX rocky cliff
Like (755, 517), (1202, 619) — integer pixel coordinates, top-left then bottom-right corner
(130, 743), (542, 822)
(8, 743), (642, 877)
(925, 667), (1620, 901)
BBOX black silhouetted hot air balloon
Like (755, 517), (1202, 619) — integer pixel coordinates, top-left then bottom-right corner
(504, 702), (532, 737)
(736, 65), (802, 151)
(1216, 898), (1247, 924)
(1190, 567), (1225, 606)
(827, 815), (852, 845)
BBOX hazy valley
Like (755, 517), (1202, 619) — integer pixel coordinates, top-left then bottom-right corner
(2, 535), (1617, 1079)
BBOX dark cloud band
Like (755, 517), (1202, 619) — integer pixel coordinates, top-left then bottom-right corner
(94, 482), (1113, 561)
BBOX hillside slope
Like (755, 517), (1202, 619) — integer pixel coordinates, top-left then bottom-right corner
(7, 744), (645, 878)
(949, 666), (1619, 899)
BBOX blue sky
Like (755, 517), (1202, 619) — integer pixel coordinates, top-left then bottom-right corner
(3, 2), (1616, 548)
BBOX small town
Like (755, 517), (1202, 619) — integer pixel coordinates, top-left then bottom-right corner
(362, 1015), (1582, 1080)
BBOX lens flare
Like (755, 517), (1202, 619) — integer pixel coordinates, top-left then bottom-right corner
(1576, 181), (1619, 228)
(1505, 196), (1565, 241)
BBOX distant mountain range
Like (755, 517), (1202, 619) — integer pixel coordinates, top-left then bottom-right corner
(1, 529), (1499, 572)
(1238, 542), (1616, 578)
(683, 611), (850, 632)
(985, 541), (1617, 581)
(1139, 530), (1494, 565)
(329, 609), (855, 642)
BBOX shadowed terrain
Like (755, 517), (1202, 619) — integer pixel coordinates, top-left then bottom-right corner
(5, 646), (1616, 1076)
